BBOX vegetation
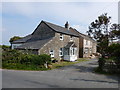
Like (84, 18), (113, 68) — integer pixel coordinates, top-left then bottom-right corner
(2, 49), (51, 71)
(87, 13), (120, 74)
(95, 43), (120, 74)
(9, 36), (23, 43)
(87, 13), (111, 54)
(0, 45), (10, 51)
(2, 48), (89, 71)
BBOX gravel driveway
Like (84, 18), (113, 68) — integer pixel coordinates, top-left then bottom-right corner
(2, 59), (119, 88)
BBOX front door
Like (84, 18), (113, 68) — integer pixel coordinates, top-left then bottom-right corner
(70, 47), (77, 61)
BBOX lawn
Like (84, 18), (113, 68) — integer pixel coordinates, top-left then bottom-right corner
(51, 58), (89, 69)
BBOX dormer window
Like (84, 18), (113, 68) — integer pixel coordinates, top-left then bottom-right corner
(60, 33), (63, 40)
(70, 36), (73, 41)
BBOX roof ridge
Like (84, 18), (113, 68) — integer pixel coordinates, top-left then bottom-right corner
(43, 20), (66, 29)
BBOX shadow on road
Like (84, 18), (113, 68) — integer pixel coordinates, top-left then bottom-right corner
(70, 78), (118, 84)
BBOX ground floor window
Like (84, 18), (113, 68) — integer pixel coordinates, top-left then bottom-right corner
(84, 48), (89, 54)
(59, 48), (63, 56)
(70, 47), (77, 55)
(89, 48), (92, 54)
(50, 50), (54, 57)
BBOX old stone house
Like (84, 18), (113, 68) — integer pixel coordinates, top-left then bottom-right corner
(11, 20), (97, 61)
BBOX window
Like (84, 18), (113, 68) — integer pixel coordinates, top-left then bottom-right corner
(90, 48), (92, 54)
(70, 47), (76, 55)
(59, 48), (63, 56)
(60, 34), (63, 40)
(86, 40), (88, 45)
(70, 36), (73, 41)
(84, 48), (88, 54)
(50, 50), (54, 57)
(73, 48), (75, 55)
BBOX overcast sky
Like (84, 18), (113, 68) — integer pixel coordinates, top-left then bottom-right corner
(1, 0), (118, 45)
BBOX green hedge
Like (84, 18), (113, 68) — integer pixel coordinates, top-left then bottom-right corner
(2, 49), (51, 70)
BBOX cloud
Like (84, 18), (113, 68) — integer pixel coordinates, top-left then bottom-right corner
(2, 2), (118, 24)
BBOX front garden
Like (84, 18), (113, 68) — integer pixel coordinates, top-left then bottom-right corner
(1, 46), (89, 71)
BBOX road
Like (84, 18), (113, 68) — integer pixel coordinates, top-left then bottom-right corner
(2, 59), (119, 88)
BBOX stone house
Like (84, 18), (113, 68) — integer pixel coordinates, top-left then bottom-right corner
(11, 20), (97, 61)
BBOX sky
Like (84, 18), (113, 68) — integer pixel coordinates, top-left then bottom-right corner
(1, 0), (118, 45)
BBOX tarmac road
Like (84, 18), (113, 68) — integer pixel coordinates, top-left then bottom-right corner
(2, 59), (119, 88)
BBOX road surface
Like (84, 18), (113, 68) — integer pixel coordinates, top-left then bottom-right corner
(2, 59), (119, 88)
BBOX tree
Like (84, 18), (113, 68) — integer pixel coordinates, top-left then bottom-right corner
(109, 24), (120, 41)
(9, 36), (22, 43)
(87, 13), (111, 55)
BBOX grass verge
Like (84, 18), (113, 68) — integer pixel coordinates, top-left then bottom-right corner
(52, 58), (89, 69)
(2, 58), (89, 71)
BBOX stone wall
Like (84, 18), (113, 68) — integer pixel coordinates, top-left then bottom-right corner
(38, 33), (79, 61)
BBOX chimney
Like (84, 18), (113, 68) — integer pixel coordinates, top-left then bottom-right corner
(65, 21), (69, 29)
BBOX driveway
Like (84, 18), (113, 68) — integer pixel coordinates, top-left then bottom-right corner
(2, 59), (119, 88)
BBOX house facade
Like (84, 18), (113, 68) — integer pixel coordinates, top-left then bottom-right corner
(11, 20), (97, 61)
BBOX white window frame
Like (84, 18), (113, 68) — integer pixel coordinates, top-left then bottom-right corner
(49, 50), (54, 58)
(59, 48), (63, 56)
(90, 48), (92, 54)
(84, 48), (88, 54)
(70, 47), (77, 55)
(60, 33), (63, 40)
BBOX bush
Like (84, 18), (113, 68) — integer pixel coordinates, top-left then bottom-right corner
(2, 49), (51, 70)
(39, 54), (51, 64)
(98, 57), (106, 71)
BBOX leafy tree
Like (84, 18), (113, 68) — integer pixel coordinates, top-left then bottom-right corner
(87, 13), (111, 55)
(9, 36), (22, 43)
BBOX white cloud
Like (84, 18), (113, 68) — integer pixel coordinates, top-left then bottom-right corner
(2, 2), (118, 24)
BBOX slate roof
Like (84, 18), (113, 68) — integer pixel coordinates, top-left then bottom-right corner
(12, 20), (96, 50)
(16, 37), (53, 50)
(69, 27), (96, 43)
(43, 21), (79, 37)
(12, 34), (32, 44)
(65, 42), (77, 48)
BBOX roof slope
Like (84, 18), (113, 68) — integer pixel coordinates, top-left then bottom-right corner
(12, 34), (32, 43)
(43, 21), (79, 37)
(69, 27), (96, 42)
(65, 42), (77, 48)
(16, 37), (53, 50)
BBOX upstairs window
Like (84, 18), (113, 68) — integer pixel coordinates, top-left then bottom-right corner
(59, 48), (63, 56)
(70, 36), (73, 41)
(86, 40), (88, 45)
(60, 34), (63, 40)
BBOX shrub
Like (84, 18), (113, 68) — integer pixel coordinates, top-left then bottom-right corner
(2, 49), (51, 70)
(98, 57), (106, 71)
(39, 54), (51, 64)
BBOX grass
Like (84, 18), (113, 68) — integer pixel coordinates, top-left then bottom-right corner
(51, 58), (89, 69)
(2, 58), (89, 71)
(2, 63), (51, 71)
